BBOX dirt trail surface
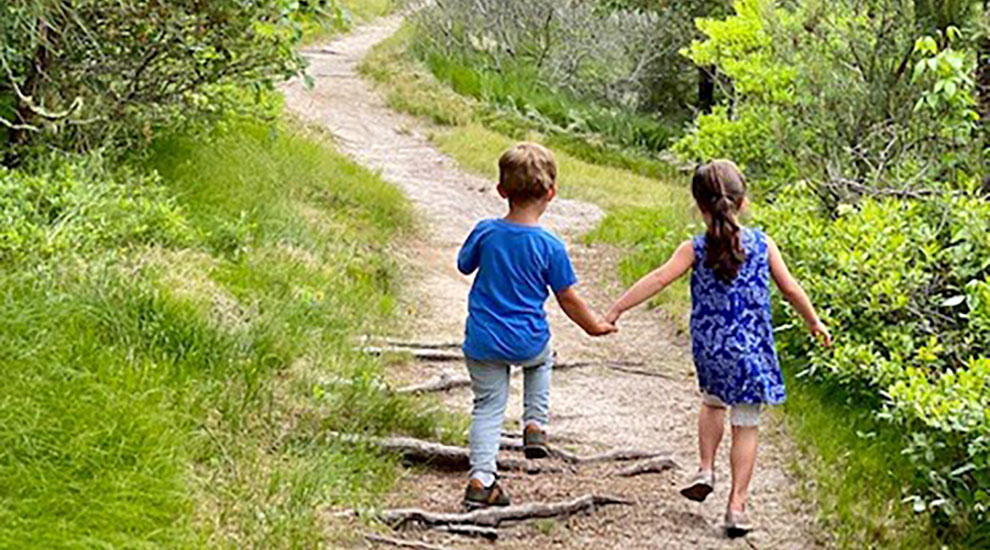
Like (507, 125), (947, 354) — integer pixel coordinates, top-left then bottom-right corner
(283, 15), (821, 550)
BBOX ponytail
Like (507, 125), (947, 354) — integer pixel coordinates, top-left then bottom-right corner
(692, 161), (747, 283)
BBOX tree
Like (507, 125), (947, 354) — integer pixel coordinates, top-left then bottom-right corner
(0, 1), (307, 160)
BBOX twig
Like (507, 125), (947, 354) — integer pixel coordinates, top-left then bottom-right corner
(396, 373), (470, 394)
(365, 337), (462, 350)
(378, 494), (634, 528)
(365, 533), (460, 550)
(604, 364), (674, 379)
(362, 346), (463, 362)
(436, 525), (498, 540)
(498, 438), (670, 465)
(614, 456), (680, 477)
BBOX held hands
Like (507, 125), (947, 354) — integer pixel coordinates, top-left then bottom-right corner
(604, 306), (622, 326)
(587, 317), (618, 337)
(809, 320), (832, 347)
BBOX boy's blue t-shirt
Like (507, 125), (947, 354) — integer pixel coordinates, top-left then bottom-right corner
(457, 218), (577, 362)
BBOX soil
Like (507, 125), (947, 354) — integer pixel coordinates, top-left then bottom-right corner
(282, 15), (822, 550)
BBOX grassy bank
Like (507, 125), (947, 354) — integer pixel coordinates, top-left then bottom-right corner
(0, 116), (456, 548)
(355, 17), (953, 549)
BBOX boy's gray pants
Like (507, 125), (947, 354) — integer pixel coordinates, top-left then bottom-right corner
(466, 344), (552, 486)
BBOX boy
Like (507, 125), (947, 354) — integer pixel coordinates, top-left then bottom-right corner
(457, 142), (615, 509)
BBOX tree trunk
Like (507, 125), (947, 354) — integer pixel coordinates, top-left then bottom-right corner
(9, 17), (52, 147)
(698, 65), (715, 114)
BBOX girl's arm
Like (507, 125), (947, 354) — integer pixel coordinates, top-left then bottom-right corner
(605, 240), (695, 324)
(767, 236), (832, 347)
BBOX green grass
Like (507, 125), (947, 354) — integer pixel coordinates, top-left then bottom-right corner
(0, 117), (459, 549)
(781, 368), (944, 550)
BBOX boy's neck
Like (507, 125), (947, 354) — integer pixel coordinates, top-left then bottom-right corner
(504, 201), (546, 226)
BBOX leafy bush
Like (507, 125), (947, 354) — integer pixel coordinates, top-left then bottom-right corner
(410, 0), (705, 153)
(0, 1), (306, 155)
(755, 188), (990, 535)
(675, 0), (985, 194)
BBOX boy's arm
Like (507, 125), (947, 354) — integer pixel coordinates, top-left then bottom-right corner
(457, 225), (483, 275)
(606, 240), (694, 324)
(767, 236), (831, 347)
(555, 287), (616, 336)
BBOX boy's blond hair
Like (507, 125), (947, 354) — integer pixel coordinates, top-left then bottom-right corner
(498, 142), (557, 203)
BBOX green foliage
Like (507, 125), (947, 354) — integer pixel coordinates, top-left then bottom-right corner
(755, 188), (990, 537)
(0, 1), (306, 155)
(0, 117), (453, 548)
(676, 0), (985, 191)
(0, 154), (191, 262)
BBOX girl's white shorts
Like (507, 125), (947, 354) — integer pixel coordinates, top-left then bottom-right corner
(701, 392), (762, 427)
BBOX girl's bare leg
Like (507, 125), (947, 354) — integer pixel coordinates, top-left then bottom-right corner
(698, 403), (725, 472)
(729, 426), (759, 512)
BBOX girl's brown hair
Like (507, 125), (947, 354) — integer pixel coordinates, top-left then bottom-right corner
(692, 160), (747, 283)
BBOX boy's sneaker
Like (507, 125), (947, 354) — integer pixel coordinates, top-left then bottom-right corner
(462, 479), (511, 510)
(680, 470), (715, 502)
(724, 509), (753, 538)
(523, 424), (549, 459)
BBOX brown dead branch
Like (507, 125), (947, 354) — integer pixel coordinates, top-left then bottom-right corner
(332, 433), (562, 473)
(365, 533), (461, 550)
(614, 456), (680, 477)
(396, 373), (471, 394)
(498, 438), (670, 465)
(378, 494), (633, 529)
(362, 346), (464, 362)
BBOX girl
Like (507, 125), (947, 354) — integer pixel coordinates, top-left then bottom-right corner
(605, 160), (830, 537)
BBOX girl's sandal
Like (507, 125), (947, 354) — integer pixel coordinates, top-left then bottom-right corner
(724, 509), (754, 538)
(679, 470), (715, 502)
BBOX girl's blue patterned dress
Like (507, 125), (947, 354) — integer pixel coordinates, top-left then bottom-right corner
(690, 227), (785, 405)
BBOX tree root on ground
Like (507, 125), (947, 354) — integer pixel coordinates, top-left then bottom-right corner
(614, 456), (680, 477)
(331, 433), (563, 473)
(365, 533), (461, 550)
(378, 494), (633, 529)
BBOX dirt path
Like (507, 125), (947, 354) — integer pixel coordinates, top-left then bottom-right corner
(283, 15), (821, 550)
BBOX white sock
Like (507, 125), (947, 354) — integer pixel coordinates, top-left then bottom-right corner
(471, 471), (496, 487)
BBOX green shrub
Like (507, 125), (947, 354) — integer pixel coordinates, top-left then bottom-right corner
(754, 188), (990, 536)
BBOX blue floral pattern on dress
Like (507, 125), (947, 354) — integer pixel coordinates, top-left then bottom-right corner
(690, 228), (785, 405)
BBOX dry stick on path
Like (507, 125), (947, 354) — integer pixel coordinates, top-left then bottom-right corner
(332, 433), (564, 474)
(614, 455), (680, 477)
(497, 438), (670, 465)
(378, 494), (634, 529)
(365, 533), (461, 550)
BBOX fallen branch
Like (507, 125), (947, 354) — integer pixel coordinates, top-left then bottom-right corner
(365, 533), (460, 550)
(396, 373), (471, 394)
(498, 438), (669, 466)
(604, 364), (674, 379)
(362, 346), (463, 362)
(377, 338), (461, 350)
(333, 433), (562, 473)
(378, 494), (633, 529)
(614, 456), (680, 477)
(436, 525), (498, 540)
(554, 359), (646, 371)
